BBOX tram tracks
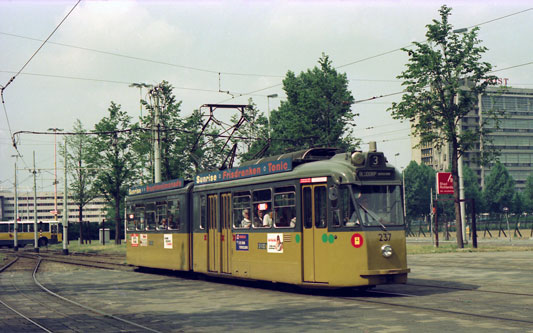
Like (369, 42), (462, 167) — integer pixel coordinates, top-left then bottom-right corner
(0, 256), (161, 333)
(405, 281), (533, 297)
(342, 290), (533, 326)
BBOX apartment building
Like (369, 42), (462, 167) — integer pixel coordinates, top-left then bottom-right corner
(411, 86), (533, 191)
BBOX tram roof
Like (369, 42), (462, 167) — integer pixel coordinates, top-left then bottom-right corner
(239, 147), (339, 167)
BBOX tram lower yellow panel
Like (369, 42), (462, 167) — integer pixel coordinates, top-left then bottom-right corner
(127, 229), (409, 288)
(127, 233), (190, 271)
(192, 232), (208, 273)
(323, 230), (409, 287)
(231, 232), (300, 284)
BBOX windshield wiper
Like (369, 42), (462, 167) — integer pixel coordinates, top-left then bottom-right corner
(358, 204), (387, 231)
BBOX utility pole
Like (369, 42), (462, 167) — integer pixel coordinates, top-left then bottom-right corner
(267, 93), (278, 139)
(12, 155), (19, 251)
(48, 128), (63, 222)
(32, 151), (39, 253)
(62, 138), (69, 255)
(153, 87), (161, 183)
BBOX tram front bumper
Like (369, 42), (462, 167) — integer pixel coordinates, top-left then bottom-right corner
(360, 268), (410, 277)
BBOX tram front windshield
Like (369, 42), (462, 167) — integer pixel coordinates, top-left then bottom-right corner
(351, 185), (404, 227)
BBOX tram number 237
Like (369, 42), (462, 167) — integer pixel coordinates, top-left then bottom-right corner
(379, 233), (392, 241)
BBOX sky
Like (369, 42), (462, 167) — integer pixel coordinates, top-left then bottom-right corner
(1, 0), (532, 193)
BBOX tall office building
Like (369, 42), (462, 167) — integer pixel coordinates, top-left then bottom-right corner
(411, 86), (533, 191)
(0, 190), (106, 223)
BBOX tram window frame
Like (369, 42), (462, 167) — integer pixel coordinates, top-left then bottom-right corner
(135, 204), (145, 231)
(126, 203), (136, 231)
(314, 186), (327, 228)
(145, 203), (156, 230)
(200, 195), (207, 230)
(303, 187), (313, 229)
(273, 186), (296, 228)
(156, 200), (168, 230)
(167, 199), (181, 230)
(252, 188), (272, 229)
(331, 185), (358, 228)
(330, 186), (341, 227)
(40, 222), (50, 232)
(233, 191), (252, 229)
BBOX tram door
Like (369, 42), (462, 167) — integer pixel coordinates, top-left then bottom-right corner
(220, 193), (232, 274)
(207, 193), (232, 274)
(302, 184), (329, 283)
(207, 195), (219, 272)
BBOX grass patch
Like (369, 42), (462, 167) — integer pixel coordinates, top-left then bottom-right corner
(407, 242), (533, 255)
(49, 242), (126, 255)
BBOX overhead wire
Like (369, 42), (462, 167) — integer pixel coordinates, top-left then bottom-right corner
(219, 7), (533, 104)
(0, 31), (284, 79)
(1, 0), (81, 167)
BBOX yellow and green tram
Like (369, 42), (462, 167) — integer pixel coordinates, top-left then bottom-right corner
(126, 145), (409, 288)
(0, 220), (63, 247)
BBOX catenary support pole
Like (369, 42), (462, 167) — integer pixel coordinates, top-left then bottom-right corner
(63, 138), (69, 255)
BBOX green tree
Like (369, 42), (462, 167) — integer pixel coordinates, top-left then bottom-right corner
(462, 165), (483, 214)
(137, 81), (230, 179)
(404, 161), (435, 219)
(523, 174), (533, 213)
(389, 5), (498, 247)
(231, 99), (270, 162)
(269, 54), (358, 154)
(139, 81), (183, 181)
(89, 102), (139, 244)
(62, 119), (98, 244)
(510, 192), (524, 215)
(482, 161), (515, 213)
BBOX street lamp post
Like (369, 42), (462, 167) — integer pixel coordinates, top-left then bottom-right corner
(267, 94), (278, 138)
(48, 128), (63, 221)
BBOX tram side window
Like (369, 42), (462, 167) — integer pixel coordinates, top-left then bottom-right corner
(28, 224), (34, 232)
(340, 186), (357, 227)
(273, 186), (296, 228)
(126, 204), (135, 231)
(303, 187), (313, 228)
(156, 201), (167, 230)
(200, 195), (206, 229)
(40, 222), (50, 232)
(330, 187), (341, 227)
(233, 192), (251, 229)
(135, 205), (145, 231)
(252, 189), (272, 228)
(315, 186), (327, 228)
(146, 203), (156, 230)
(0, 224), (8, 232)
(167, 200), (180, 230)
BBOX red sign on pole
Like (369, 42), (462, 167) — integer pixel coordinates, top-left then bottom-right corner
(436, 172), (454, 195)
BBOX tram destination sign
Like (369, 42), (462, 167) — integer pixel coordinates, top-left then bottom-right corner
(195, 158), (292, 185)
(128, 178), (185, 196)
(356, 168), (395, 180)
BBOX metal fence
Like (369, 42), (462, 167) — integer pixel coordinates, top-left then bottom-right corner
(406, 214), (533, 239)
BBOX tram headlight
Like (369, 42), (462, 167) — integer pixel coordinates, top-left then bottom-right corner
(381, 244), (393, 258)
(351, 152), (365, 166)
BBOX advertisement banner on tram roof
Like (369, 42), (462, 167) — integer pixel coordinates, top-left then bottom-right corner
(195, 158), (292, 185)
